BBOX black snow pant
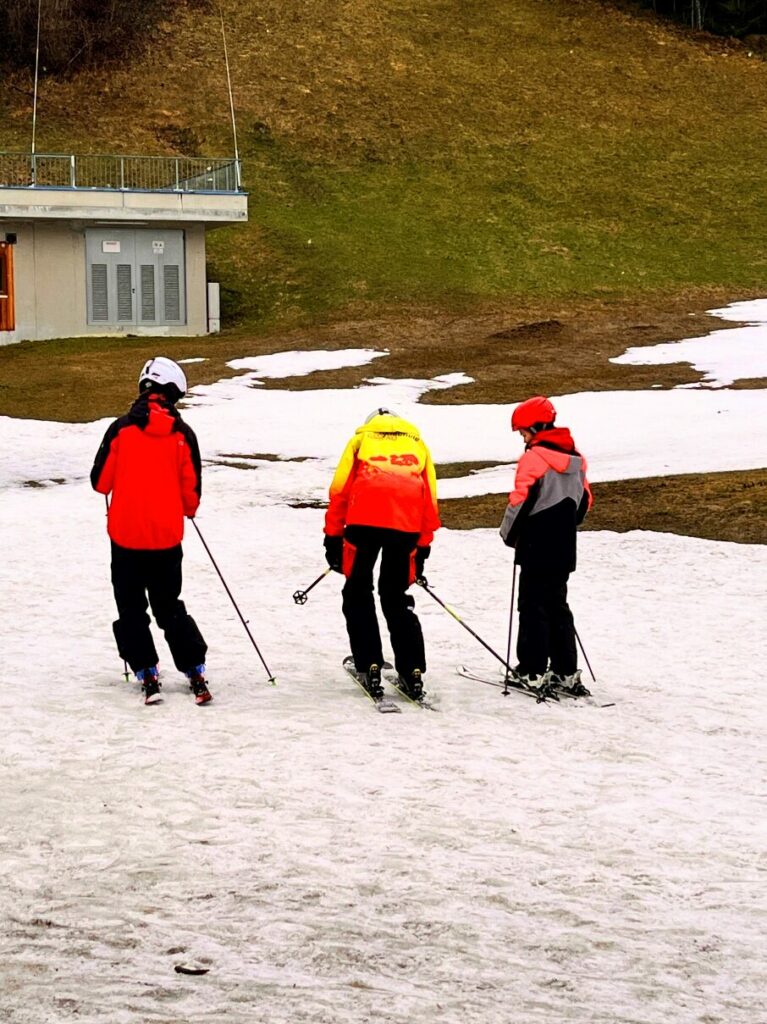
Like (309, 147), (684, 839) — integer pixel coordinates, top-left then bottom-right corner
(110, 541), (207, 675)
(342, 525), (425, 678)
(516, 567), (577, 678)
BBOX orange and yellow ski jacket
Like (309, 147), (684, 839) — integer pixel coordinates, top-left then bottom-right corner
(325, 413), (440, 546)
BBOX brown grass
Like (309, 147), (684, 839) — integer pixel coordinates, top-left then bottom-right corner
(0, 290), (763, 545)
(0, 288), (754, 423)
(440, 469), (767, 545)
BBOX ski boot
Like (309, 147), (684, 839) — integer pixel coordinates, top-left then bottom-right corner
(137, 666), (162, 705)
(362, 663), (384, 701)
(547, 669), (590, 697)
(399, 668), (424, 701)
(186, 664), (212, 705)
(505, 667), (554, 701)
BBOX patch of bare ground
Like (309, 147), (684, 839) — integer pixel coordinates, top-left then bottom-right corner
(436, 461), (510, 479)
(235, 289), (761, 405)
(0, 291), (764, 546)
(440, 469), (767, 545)
(0, 289), (757, 425)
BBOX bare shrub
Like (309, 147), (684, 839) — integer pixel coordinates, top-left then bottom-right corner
(0, 0), (207, 73)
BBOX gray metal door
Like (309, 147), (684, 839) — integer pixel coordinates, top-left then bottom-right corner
(86, 229), (186, 327)
(134, 231), (186, 326)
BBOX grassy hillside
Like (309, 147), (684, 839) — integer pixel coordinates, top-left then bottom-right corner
(2, 0), (767, 327)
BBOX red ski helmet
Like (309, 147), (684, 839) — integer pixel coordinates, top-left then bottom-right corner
(511, 396), (556, 432)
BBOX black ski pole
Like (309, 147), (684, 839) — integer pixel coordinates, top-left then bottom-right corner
(503, 562), (518, 696)
(416, 578), (515, 678)
(574, 626), (596, 682)
(293, 567), (332, 605)
(190, 519), (276, 685)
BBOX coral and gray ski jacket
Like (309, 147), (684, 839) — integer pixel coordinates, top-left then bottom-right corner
(499, 427), (592, 573)
(90, 393), (201, 550)
(325, 413), (441, 546)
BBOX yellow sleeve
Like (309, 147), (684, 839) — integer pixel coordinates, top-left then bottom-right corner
(418, 443), (441, 546)
(324, 435), (360, 536)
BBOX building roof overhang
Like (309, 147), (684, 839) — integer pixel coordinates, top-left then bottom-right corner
(0, 186), (248, 225)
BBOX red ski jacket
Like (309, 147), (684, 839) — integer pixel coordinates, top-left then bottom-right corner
(91, 393), (201, 550)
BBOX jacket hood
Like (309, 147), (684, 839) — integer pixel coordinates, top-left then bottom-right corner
(128, 393), (179, 437)
(530, 426), (576, 453)
(356, 413), (422, 439)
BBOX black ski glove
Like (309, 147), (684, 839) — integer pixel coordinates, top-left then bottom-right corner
(324, 534), (344, 573)
(414, 545), (430, 582)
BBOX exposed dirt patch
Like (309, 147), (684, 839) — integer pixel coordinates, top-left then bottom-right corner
(0, 288), (755, 424)
(436, 461), (512, 480)
(1, 290), (764, 546)
(440, 469), (767, 545)
(238, 290), (751, 405)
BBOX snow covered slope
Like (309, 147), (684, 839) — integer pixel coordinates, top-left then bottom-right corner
(0, 302), (765, 1023)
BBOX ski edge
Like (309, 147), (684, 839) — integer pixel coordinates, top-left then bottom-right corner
(382, 671), (441, 712)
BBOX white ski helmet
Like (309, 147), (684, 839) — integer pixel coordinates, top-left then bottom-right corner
(364, 407), (396, 423)
(138, 356), (187, 402)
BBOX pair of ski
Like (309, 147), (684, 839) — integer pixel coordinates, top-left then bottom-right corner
(343, 657), (439, 713)
(456, 665), (614, 708)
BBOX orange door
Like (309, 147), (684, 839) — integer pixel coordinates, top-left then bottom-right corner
(0, 242), (15, 332)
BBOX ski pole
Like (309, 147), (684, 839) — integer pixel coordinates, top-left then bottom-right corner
(190, 519), (276, 685)
(574, 626), (596, 682)
(416, 579), (515, 677)
(293, 567), (332, 605)
(503, 562), (518, 696)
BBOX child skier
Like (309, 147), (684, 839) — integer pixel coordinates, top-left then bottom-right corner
(324, 408), (441, 700)
(499, 396), (592, 697)
(90, 356), (211, 706)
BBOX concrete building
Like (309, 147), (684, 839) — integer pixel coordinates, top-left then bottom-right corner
(0, 152), (247, 345)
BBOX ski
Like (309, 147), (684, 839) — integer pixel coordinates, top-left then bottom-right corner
(456, 665), (552, 703)
(343, 657), (401, 714)
(457, 665), (614, 707)
(382, 670), (440, 712)
(550, 685), (615, 708)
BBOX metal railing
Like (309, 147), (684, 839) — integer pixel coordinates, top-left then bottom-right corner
(0, 153), (243, 192)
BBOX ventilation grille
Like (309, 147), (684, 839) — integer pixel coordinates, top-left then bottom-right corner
(164, 265), (180, 321)
(140, 265), (156, 321)
(91, 264), (108, 321)
(116, 264), (133, 321)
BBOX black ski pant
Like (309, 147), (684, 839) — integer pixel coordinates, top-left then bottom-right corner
(342, 525), (425, 678)
(516, 567), (577, 678)
(110, 541), (207, 675)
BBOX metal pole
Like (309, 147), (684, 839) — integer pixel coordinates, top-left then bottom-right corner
(293, 567), (332, 605)
(190, 519), (276, 684)
(416, 579), (515, 677)
(503, 562), (517, 695)
(219, 2), (241, 185)
(30, 0), (42, 183)
(574, 626), (596, 682)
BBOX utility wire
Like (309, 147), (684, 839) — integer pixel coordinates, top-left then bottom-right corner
(219, 2), (241, 189)
(31, 0), (43, 182)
